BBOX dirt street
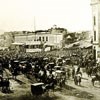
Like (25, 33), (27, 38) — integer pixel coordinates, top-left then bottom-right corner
(0, 69), (100, 100)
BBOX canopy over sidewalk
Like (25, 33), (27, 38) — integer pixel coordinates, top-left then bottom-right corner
(64, 40), (92, 49)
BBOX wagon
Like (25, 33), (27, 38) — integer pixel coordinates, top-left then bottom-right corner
(55, 70), (66, 79)
(13, 60), (19, 68)
(54, 70), (66, 86)
(56, 58), (63, 66)
(31, 82), (46, 96)
(54, 66), (61, 70)
(65, 58), (71, 64)
(19, 61), (27, 65)
(46, 62), (55, 70)
(0, 78), (10, 93)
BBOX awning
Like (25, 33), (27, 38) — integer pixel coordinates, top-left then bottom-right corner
(44, 42), (54, 46)
(79, 41), (92, 48)
(64, 41), (80, 48)
(12, 42), (24, 45)
(64, 41), (92, 49)
(26, 41), (41, 45)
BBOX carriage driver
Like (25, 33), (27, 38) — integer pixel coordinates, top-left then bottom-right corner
(76, 66), (82, 78)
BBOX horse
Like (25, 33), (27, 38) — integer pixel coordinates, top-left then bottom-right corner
(45, 76), (57, 94)
(38, 69), (46, 82)
(11, 67), (19, 80)
(91, 74), (100, 86)
(74, 72), (82, 85)
(86, 67), (93, 77)
(59, 78), (66, 88)
(0, 77), (10, 93)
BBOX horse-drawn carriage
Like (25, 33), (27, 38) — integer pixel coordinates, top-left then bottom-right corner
(0, 76), (10, 93)
(19, 61), (32, 74)
(31, 82), (46, 96)
(31, 81), (56, 96)
(53, 70), (66, 87)
(54, 66), (61, 70)
(65, 58), (71, 64)
(56, 58), (63, 66)
(9, 60), (20, 79)
(46, 62), (55, 70)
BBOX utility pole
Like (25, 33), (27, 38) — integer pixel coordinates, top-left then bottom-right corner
(34, 16), (36, 32)
(34, 16), (37, 42)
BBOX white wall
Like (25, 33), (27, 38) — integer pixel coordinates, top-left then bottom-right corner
(91, 0), (100, 61)
(14, 33), (63, 48)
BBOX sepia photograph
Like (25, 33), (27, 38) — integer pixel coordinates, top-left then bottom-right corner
(0, 0), (99, 100)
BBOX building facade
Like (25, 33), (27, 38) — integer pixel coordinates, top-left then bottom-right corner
(91, 0), (100, 62)
(12, 31), (63, 52)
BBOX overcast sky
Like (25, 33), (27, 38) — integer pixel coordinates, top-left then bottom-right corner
(0, 0), (92, 32)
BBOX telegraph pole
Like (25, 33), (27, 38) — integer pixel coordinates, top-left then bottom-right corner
(34, 16), (36, 32)
(34, 16), (37, 42)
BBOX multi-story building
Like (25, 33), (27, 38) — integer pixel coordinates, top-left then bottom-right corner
(91, 0), (100, 62)
(3, 32), (14, 47)
(12, 31), (63, 52)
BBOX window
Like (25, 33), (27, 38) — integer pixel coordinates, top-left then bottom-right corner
(32, 45), (35, 49)
(42, 37), (44, 41)
(34, 39), (36, 41)
(30, 45), (32, 49)
(94, 30), (96, 41)
(25, 45), (29, 48)
(39, 37), (41, 41)
(94, 16), (96, 26)
(46, 36), (48, 41)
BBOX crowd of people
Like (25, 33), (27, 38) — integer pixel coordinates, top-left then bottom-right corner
(0, 47), (98, 93)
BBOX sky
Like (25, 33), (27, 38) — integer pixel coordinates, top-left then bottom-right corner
(0, 0), (92, 32)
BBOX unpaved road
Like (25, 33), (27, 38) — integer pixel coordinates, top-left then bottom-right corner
(0, 69), (100, 100)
